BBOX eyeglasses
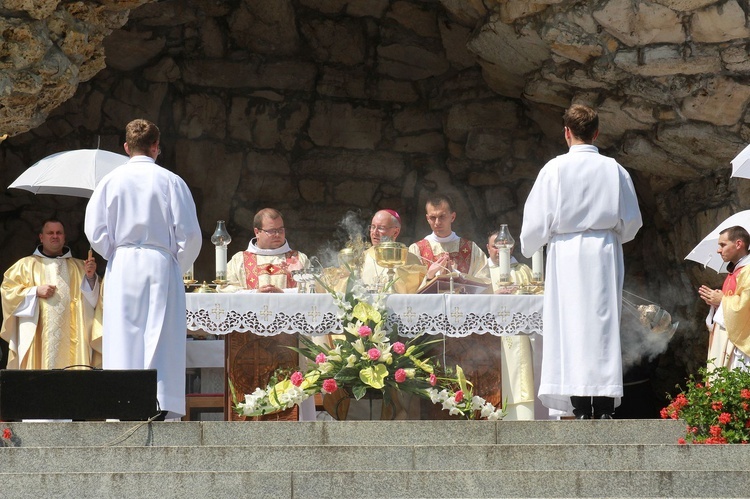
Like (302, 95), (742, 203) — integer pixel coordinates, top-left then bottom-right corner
(259, 228), (285, 236)
(368, 225), (394, 234)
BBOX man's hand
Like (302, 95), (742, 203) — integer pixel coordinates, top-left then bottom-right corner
(699, 285), (723, 307)
(37, 285), (56, 298)
(84, 256), (97, 279)
(426, 253), (452, 280)
(258, 284), (283, 293)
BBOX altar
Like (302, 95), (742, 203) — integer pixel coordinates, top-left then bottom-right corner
(186, 293), (543, 420)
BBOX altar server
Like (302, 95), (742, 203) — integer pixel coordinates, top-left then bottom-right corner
(85, 119), (202, 420)
(409, 194), (489, 282)
(698, 226), (750, 372)
(520, 104), (642, 419)
(219, 208), (309, 293)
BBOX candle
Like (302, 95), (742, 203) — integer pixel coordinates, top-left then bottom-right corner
(215, 246), (227, 280)
(532, 249), (544, 281)
(498, 245), (511, 280)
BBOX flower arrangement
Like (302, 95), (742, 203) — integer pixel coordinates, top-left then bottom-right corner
(233, 272), (505, 420)
(662, 363), (750, 444)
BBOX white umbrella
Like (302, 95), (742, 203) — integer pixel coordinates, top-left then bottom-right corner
(731, 143), (750, 179)
(8, 148), (128, 198)
(684, 210), (750, 272)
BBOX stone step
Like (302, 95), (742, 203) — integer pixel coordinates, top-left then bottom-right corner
(0, 419), (686, 447)
(0, 469), (748, 498)
(0, 442), (748, 473)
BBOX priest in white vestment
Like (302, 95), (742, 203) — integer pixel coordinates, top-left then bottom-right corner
(408, 194), (490, 283)
(219, 208), (309, 293)
(520, 104), (642, 419)
(85, 119), (202, 420)
(698, 226), (750, 372)
(486, 231), (535, 420)
(1, 219), (101, 370)
(362, 209), (425, 294)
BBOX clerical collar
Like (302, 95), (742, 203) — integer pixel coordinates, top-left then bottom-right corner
(488, 256), (518, 268)
(426, 232), (459, 244)
(33, 245), (72, 259)
(246, 238), (291, 256)
(728, 254), (750, 273)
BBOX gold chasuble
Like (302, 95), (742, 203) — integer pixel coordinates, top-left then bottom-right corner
(1, 255), (102, 369)
(721, 264), (750, 358)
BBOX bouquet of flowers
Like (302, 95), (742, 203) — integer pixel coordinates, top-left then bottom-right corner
(662, 363), (750, 444)
(233, 271), (505, 420)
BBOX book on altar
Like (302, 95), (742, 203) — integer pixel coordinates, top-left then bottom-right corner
(417, 273), (491, 294)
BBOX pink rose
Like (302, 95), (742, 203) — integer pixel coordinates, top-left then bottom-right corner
(358, 325), (372, 337)
(392, 342), (405, 354)
(322, 378), (338, 394)
(315, 352), (327, 364)
(395, 368), (406, 383)
(290, 371), (304, 387)
(454, 390), (464, 403)
(367, 348), (381, 361)
(429, 373), (437, 386)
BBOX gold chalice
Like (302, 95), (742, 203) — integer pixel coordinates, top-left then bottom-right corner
(374, 241), (408, 283)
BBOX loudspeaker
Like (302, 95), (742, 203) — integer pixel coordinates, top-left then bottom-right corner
(0, 369), (158, 421)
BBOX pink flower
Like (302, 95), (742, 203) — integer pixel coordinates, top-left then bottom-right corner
(429, 373), (437, 386)
(290, 371), (304, 387)
(660, 407), (669, 419)
(358, 326), (372, 337)
(315, 352), (327, 364)
(677, 437), (686, 445)
(322, 378), (338, 394)
(394, 368), (406, 383)
(742, 389), (750, 400)
(718, 412), (732, 425)
(367, 348), (380, 361)
(2, 428), (10, 440)
(709, 425), (723, 437)
(455, 390), (464, 403)
(392, 342), (405, 355)
(712, 401), (723, 411)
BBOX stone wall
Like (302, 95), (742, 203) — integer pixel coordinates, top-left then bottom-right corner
(2, 0), (750, 400)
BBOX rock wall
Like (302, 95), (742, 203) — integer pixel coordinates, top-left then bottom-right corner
(2, 0), (750, 401)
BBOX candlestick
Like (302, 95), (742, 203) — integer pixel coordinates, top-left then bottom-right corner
(532, 249), (544, 282)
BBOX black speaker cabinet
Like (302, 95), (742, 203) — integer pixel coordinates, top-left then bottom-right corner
(0, 369), (158, 421)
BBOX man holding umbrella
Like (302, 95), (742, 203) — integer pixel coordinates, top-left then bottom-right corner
(698, 226), (750, 372)
(85, 119), (202, 421)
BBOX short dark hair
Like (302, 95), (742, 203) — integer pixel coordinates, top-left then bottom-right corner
(254, 208), (283, 229)
(426, 194), (455, 213)
(720, 226), (750, 249)
(563, 104), (598, 143)
(125, 119), (160, 156)
(39, 218), (65, 234)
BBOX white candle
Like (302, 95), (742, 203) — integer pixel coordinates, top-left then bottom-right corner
(532, 249), (544, 281)
(498, 245), (511, 280)
(215, 246), (227, 280)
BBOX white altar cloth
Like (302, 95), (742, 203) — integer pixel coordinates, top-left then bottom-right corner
(186, 293), (543, 337)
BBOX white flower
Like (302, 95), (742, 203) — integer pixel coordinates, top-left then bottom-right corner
(403, 368), (416, 379)
(449, 406), (462, 416)
(487, 409), (503, 421)
(318, 362), (334, 374)
(346, 354), (357, 367)
(327, 345), (343, 362)
(426, 388), (441, 403)
(471, 396), (486, 411)
(379, 351), (392, 364)
(352, 338), (365, 355)
(442, 396), (457, 411)
(480, 403), (495, 418)
(370, 326), (387, 344)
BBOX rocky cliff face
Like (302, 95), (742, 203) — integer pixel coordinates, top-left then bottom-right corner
(2, 0), (749, 398)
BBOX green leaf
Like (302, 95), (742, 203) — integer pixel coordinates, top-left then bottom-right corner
(456, 365), (468, 393)
(359, 363), (388, 389)
(352, 384), (367, 400)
